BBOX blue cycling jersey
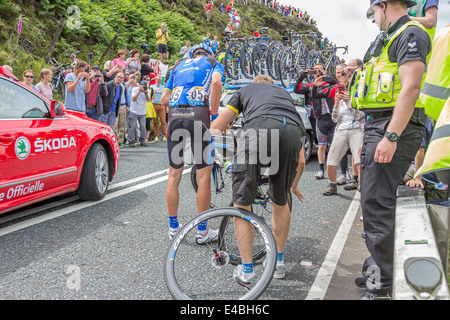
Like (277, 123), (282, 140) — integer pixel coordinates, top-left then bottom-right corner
(164, 56), (224, 108)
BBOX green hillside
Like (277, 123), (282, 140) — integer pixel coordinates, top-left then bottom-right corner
(0, 0), (319, 77)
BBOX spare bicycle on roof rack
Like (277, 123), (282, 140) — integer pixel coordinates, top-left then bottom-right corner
(221, 28), (348, 87)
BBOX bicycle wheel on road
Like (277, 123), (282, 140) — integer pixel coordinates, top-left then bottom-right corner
(164, 207), (277, 300)
(220, 176), (292, 266)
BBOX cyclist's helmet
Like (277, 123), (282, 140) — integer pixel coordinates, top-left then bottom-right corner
(190, 43), (214, 59)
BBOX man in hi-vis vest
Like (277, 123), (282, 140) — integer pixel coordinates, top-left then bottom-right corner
(353, 0), (432, 300)
(407, 0), (439, 39)
(415, 26), (450, 197)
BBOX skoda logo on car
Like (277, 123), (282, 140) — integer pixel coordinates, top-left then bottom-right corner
(15, 137), (31, 160)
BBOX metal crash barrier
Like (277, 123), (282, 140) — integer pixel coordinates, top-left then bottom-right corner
(393, 185), (450, 300)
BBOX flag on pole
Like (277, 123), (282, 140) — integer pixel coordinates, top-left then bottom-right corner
(17, 14), (22, 34)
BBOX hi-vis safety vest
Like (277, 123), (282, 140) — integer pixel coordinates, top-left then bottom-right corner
(408, 0), (436, 39)
(350, 20), (431, 111)
(417, 26), (450, 121)
(415, 97), (450, 180)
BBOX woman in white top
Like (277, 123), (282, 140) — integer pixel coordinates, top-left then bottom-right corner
(36, 68), (53, 101)
(323, 68), (365, 196)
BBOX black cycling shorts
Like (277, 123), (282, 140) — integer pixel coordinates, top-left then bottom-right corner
(316, 113), (336, 145)
(167, 106), (213, 169)
(232, 117), (302, 207)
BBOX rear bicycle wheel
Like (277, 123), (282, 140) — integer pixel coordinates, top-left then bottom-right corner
(279, 48), (294, 88)
(240, 40), (256, 79)
(164, 207), (277, 300)
(225, 42), (242, 80)
(267, 40), (284, 80)
(251, 41), (269, 76)
(191, 163), (233, 209)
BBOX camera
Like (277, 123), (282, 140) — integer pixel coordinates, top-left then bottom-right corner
(85, 66), (90, 73)
(142, 85), (148, 92)
(95, 74), (101, 78)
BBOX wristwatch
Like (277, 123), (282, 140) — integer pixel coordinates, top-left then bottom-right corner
(384, 131), (399, 142)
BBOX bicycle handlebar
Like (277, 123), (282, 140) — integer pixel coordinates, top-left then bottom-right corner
(335, 46), (349, 54)
(65, 50), (84, 58)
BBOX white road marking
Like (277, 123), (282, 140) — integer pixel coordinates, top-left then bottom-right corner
(305, 191), (361, 300)
(0, 168), (171, 225)
(0, 168), (191, 237)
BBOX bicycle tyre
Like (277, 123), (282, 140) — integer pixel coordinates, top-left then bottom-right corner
(240, 40), (256, 79)
(225, 41), (242, 80)
(190, 163), (233, 209)
(279, 48), (293, 88)
(220, 176), (292, 266)
(164, 207), (277, 300)
(251, 41), (269, 76)
(267, 40), (284, 80)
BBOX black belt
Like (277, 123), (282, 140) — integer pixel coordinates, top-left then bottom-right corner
(365, 110), (393, 121)
(258, 115), (300, 126)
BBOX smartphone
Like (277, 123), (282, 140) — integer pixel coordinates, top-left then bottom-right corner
(307, 70), (316, 75)
(338, 84), (346, 93)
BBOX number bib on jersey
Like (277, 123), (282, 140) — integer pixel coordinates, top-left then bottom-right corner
(186, 87), (206, 106)
(169, 86), (183, 107)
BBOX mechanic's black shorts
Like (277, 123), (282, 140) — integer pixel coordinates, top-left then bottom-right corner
(167, 106), (213, 170)
(232, 117), (303, 206)
(158, 43), (168, 54)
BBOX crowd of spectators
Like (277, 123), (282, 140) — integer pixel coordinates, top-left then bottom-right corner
(202, 0), (316, 26)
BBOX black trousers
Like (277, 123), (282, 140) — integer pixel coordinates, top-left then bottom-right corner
(360, 117), (425, 290)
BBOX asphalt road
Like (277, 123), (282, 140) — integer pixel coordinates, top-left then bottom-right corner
(0, 141), (357, 300)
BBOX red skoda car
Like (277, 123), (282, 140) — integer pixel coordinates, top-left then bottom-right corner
(0, 66), (120, 215)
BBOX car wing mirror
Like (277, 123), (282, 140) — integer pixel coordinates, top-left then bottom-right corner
(50, 100), (66, 117)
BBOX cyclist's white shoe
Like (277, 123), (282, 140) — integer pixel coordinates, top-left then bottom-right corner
(233, 265), (257, 289)
(168, 225), (182, 241)
(263, 260), (286, 279)
(195, 228), (218, 245)
(273, 264), (286, 279)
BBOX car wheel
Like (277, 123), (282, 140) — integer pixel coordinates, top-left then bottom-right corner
(78, 143), (109, 200)
(302, 132), (312, 163)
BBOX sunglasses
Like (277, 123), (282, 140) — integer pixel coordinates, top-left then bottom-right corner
(24, 75), (34, 78)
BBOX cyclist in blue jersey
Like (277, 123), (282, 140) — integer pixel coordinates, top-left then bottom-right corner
(161, 43), (224, 244)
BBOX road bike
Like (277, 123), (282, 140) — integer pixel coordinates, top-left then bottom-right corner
(51, 63), (71, 101)
(251, 27), (271, 76)
(278, 31), (311, 88)
(165, 134), (292, 300)
(321, 45), (348, 77)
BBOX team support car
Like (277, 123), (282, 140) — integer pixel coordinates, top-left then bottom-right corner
(0, 66), (120, 215)
(219, 81), (316, 162)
